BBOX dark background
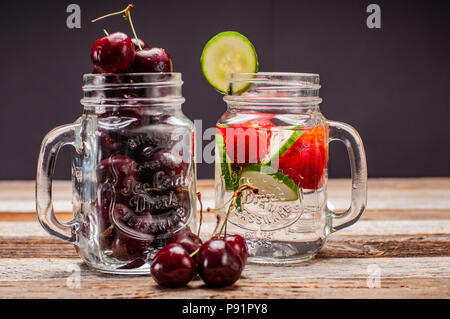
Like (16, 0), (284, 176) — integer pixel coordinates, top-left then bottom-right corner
(1, 0), (449, 180)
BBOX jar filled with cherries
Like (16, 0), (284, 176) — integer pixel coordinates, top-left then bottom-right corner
(37, 5), (249, 285)
(36, 70), (196, 274)
(36, 4), (196, 273)
(77, 72), (196, 273)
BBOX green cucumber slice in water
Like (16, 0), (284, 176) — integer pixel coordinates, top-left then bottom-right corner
(240, 165), (298, 201)
(216, 133), (240, 191)
(201, 31), (258, 94)
(266, 129), (304, 165)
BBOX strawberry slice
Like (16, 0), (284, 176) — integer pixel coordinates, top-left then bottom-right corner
(216, 114), (274, 166)
(273, 126), (327, 190)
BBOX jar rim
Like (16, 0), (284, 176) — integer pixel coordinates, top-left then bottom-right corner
(81, 72), (184, 107)
(82, 72), (183, 89)
(83, 71), (182, 76)
(224, 72), (322, 107)
(229, 71), (320, 77)
(226, 72), (320, 86)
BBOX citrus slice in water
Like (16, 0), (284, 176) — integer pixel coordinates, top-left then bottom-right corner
(240, 165), (298, 201)
(201, 31), (258, 94)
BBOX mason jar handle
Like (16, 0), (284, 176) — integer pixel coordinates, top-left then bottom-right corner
(327, 120), (368, 232)
(36, 123), (80, 243)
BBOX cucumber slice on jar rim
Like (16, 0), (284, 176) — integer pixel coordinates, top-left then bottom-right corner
(240, 165), (298, 201)
(201, 31), (259, 94)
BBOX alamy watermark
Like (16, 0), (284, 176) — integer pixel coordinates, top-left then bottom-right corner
(366, 4), (381, 29)
(66, 4), (81, 29)
(171, 120), (275, 167)
(67, 4), (381, 30)
(66, 263), (81, 289)
(366, 263), (381, 288)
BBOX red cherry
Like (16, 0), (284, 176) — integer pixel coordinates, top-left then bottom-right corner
(130, 48), (173, 72)
(111, 231), (150, 261)
(132, 38), (148, 51)
(150, 243), (197, 287)
(112, 203), (155, 240)
(91, 32), (135, 73)
(97, 155), (138, 200)
(98, 131), (121, 160)
(210, 234), (248, 269)
(216, 115), (274, 166)
(138, 149), (188, 188)
(197, 238), (243, 287)
(169, 228), (202, 255)
(99, 225), (115, 250)
(224, 234), (248, 266)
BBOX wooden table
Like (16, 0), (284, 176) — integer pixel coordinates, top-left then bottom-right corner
(0, 178), (449, 299)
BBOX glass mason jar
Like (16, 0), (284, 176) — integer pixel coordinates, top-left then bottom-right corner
(215, 72), (367, 264)
(36, 73), (196, 274)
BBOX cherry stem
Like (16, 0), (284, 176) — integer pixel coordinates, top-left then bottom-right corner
(100, 224), (114, 237)
(206, 196), (234, 212)
(125, 9), (142, 51)
(91, 4), (143, 51)
(91, 4), (134, 23)
(103, 29), (109, 36)
(218, 183), (258, 238)
(209, 215), (221, 240)
(220, 195), (237, 238)
(146, 186), (188, 192)
(195, 192), (203, 244)
(189, 247), (200, 258)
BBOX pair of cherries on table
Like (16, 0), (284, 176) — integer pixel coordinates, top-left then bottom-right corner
(151, 228), (248, 288)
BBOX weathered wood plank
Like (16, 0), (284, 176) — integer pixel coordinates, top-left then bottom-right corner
(317, 234), (450, 258)
(1, 178), (450, 214)
(357, 209), (450, 221)
(1, 219), (449, 240)
(1, 208), (449, 222)
(335, 220), (450, 235)
(0, 257), (448, 298)
(3, 178), (449, 199)
(0, 234), (448, 259)
(2, 277), (448, 299)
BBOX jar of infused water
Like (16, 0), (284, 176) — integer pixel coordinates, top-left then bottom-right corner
(36, 73), (196, 274)
(215, 72), (367, 264)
